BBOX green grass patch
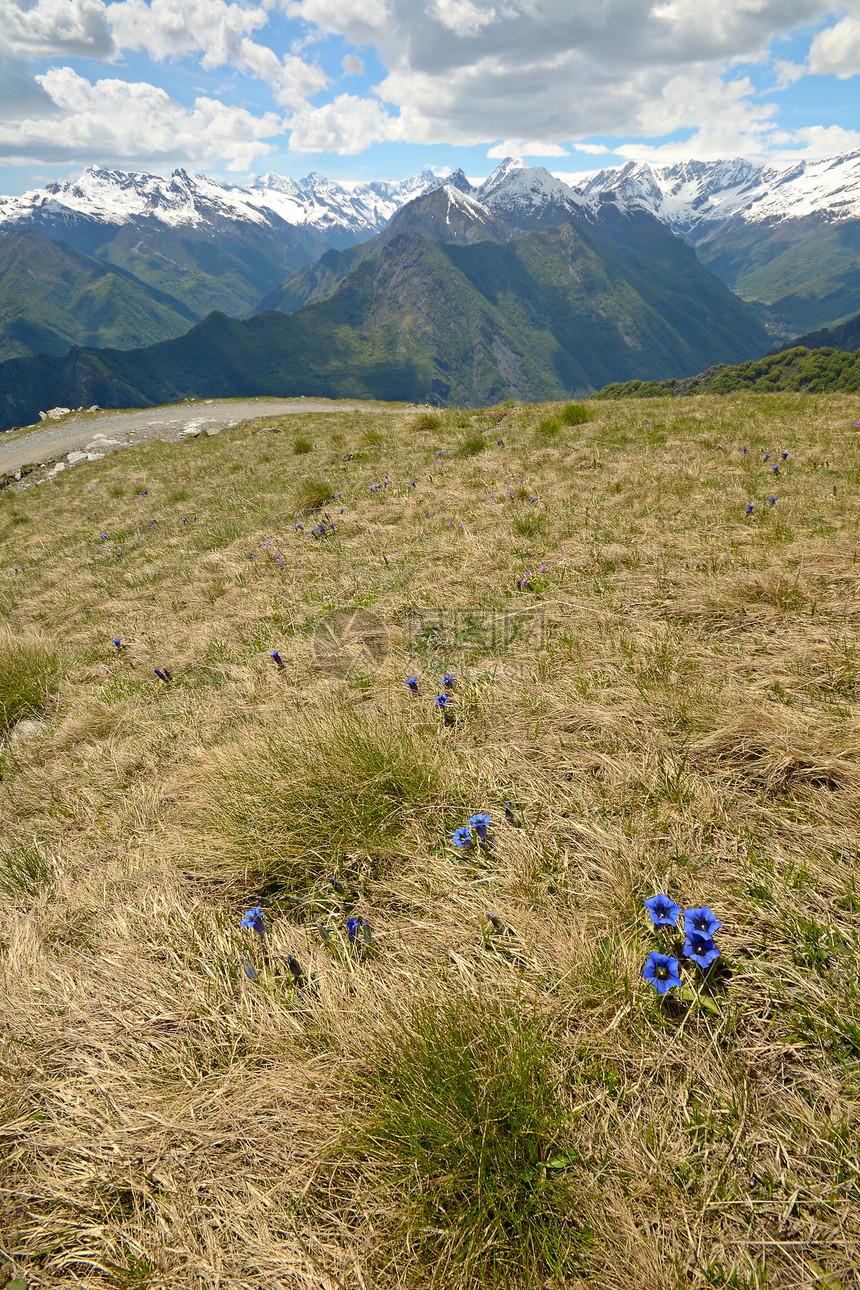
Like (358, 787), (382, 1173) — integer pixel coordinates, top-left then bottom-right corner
(560, 402), (594, 425)
(0, 837), (55, 902)
(350, 990), (585, 1289)
(0, 630), (61, 734)
(201, 705), (448, 885)
(293, 477), (333, 516)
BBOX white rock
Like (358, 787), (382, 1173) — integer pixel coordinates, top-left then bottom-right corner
(45, 407), (71, 420)
(67, 451), (88, 464)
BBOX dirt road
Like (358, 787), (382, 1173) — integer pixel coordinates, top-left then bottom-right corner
(0, 396), (387, 481)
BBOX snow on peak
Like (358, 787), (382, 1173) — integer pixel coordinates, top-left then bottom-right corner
(574, 152), (860, 229)
(476, 156), (529, 201)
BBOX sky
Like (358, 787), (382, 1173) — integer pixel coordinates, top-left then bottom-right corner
(1, 0), (860, 195)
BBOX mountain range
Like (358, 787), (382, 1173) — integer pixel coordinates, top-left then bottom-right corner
(0, 172), (771, 429)
(2, 152), (860, 360)
(1, 153), (860, 424)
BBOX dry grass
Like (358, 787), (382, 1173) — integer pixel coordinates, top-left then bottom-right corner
(1, 393), (860, 1288)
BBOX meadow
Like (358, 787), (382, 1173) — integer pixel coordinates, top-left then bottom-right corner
(0, 392), (858, 1290)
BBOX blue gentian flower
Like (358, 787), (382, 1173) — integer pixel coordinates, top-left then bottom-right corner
(112, 638), (122, 650)
(642, 951), (681, 995)
(768, 496), (778, 505)
(270, 650), (284, 668)
(644, 894), (682, 928)
(241, 906), (266, 935)
(746, 503), (755, 515)
(763, 453), (771, 461)
(683, 932), (720, 969)
(742, 447), (749, 454)
(782, 451), (789, 460)
(347, 916), (359, 944)
(468, 812), (491, 841)
(683, 907), (722, 938)
(435, 693), (450, 708)
(295, 524), (303, 531)
(770, 465), (779, 474)
(441, 673), (457, 688)
(405, 677), (419, 693)
(453, 826), (473, 848)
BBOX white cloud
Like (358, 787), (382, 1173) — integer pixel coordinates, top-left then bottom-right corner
(0, 67), (282, 167)
(487, 138), (568, 157)
(287, 92), (401, 152)
(790, 123), (860, 154)
(341, 53), (364, 75)
(772, 58), (804, 89)
(808, 15), (860, 78)
(107, 0), (326, 105)
(432, 0), (496, 38)
(1, 0), (115, 58)
(281, 0), (851, 159)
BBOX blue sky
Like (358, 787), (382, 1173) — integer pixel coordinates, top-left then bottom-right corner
(1, 0), (859, 194)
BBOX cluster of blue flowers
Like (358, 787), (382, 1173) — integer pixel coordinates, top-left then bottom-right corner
(745, 447), (790, 516)
(452, 812), (491, 849)
(642, 894), (722, 995)
(405, 672), (457, 714)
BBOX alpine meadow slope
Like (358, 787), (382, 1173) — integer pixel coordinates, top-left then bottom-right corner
(0, 392), (859, 1289)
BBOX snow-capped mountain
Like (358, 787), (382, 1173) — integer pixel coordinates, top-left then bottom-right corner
(381, 183), (510, 245)
(0, 163), (449, 244)
(477, 159), (590, 226)
(573, 152), (860, 232)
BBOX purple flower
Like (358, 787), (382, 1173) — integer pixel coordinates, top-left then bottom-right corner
(781, 451), (789, 460)
(746, 503), (755, 515)
(644, 894), (681, 928)
(768, 496), (778, 505)
(683, 932), (720, 969)
(112, 638), (122, 650)
(683, 906), (722, 938)
(453, 826), (473, 848)
(468, 813), (490, 841)
(347, 916), (359, 944)
(441, 673), (457, 688)
(435, 693), (450, 708)
(241, 906), (266, 935)
(642, 952), (682, 995)
(270, 650), (284, 668)
(405, 677), (419, 693)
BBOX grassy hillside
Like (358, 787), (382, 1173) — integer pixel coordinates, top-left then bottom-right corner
(694, 216), (860, 335)
(0, 392), (858, 1289)
(595, 343), (860, 399)
(0, 230), (197, 361)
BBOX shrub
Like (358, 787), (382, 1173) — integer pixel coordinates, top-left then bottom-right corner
(0, 630), (61, 734)
(350, 990), (584, 1288)
(201, 705), (448, 885)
